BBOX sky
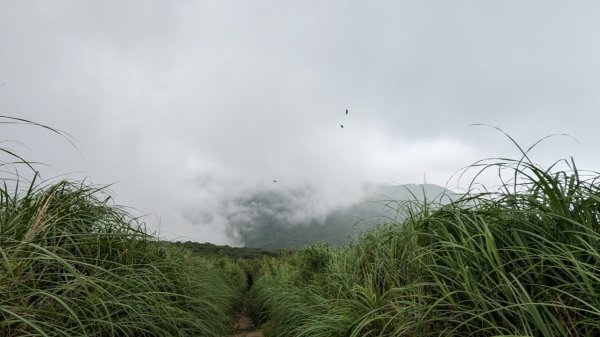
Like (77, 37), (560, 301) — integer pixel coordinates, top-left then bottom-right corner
(1, 1), (599, 245)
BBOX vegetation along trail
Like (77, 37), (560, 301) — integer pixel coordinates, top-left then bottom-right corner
(3, 118), (599, 336)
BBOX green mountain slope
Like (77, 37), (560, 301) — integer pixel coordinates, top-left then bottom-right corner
(233, 184), (455, 249)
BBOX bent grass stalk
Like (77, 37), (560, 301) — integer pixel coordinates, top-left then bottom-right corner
(252, 156), (600, 336)
(0, 179), (244, 336)
(0, 117), (249, 336)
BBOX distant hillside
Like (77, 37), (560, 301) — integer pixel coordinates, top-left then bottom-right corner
(171, 241), (279, 259)
(233, 184), (456, 250)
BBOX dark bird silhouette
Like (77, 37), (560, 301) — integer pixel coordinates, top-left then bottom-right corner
(340, 124), (344, 128)
(345, 109), (348, 115)
(273, 179), (277, 183)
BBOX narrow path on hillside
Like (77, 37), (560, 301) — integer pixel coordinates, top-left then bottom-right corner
(227, 308), (263, 337)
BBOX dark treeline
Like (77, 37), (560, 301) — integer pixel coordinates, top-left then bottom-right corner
(170, 240), (282, 259)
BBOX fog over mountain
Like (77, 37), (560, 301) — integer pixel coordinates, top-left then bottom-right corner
(1, 1), (599, 245)
(198, 183), (454, 249)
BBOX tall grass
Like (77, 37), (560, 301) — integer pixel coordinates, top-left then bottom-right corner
(252, 156), (600, 336)
(0, 118), (246, 336)
(0, 177), (246, 336)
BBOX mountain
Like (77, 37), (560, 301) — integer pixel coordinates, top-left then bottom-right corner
(169, 241), (279, 259)
(229, 184), (456, 250)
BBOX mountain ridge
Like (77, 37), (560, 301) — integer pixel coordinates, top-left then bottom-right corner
(232, 183), (456, 249)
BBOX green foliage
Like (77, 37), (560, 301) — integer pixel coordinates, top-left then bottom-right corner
(0, 178), (245, 336)
(251, 157), (600, 336)
(171, 240), (279, 259)
(0, 117), (248, 336)
(6, 118), (600, 336)
(238, 184), (453, 250)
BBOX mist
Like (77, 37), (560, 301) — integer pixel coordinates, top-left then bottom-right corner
(1, 1), (599, 245)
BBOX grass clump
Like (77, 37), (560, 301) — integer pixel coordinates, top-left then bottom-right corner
(252, 156), (600, 336)
(0, 177), (245, 336)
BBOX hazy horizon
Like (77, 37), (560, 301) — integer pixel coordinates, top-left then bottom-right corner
(1, 1), (598, 245)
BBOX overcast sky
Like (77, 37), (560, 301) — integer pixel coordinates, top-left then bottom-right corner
(1, 1), (599, 245)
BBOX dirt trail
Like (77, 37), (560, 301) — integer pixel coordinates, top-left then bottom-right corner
(228, 310), (263, 337)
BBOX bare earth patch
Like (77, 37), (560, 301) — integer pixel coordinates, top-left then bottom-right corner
(228, 311), (263, 337)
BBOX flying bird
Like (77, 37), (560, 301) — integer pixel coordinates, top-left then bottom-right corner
(340, 124), (344, 128)
(345, 109), (348, 115)
(273, 179), (277, 183)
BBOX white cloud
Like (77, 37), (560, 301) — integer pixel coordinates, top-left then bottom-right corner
(1, 1), (599, 244)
